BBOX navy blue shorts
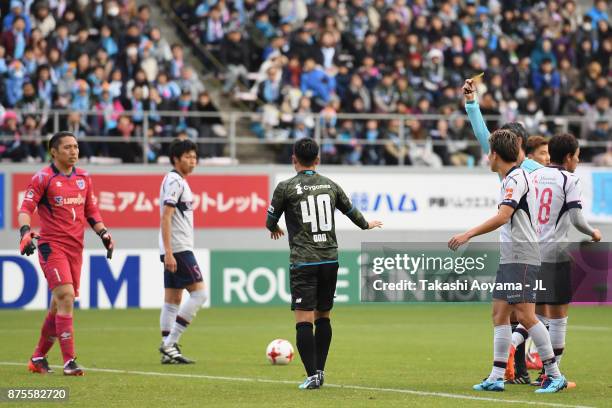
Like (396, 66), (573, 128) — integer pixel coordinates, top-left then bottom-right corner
(536, 262), (572, 305)
(160, 251), (203, 289)
(492, 263), (538, 304)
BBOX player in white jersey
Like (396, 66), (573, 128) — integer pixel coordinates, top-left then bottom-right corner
(158, 139), (207, 364)
(464, 79), (547, 381)
(508, 133), (602, 386)
(449, 130), (567, 393)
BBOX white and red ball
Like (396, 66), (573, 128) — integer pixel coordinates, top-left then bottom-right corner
(266, 339), (294, 365)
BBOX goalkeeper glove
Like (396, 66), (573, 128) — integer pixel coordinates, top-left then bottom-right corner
(19, 225), (39, 256)
(98, 228), (114, 259)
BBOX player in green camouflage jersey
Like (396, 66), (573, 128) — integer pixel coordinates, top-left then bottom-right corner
(266, 138), (382, 389)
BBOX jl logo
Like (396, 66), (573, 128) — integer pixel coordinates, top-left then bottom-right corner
(295, 184), (303, 195)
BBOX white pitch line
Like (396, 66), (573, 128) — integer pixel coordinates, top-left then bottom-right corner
(0, 362), (594, 408)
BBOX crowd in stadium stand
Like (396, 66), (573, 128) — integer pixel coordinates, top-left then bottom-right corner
(0, 0), (221, 163)
(175, 0), (611, 166)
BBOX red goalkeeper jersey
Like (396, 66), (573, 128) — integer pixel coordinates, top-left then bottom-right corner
(19, 163), (103, 251)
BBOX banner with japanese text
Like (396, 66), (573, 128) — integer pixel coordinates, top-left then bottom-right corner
(12, 173), (269, 229)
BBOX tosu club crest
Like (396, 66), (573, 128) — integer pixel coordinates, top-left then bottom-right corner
(76, 179), (86, 190)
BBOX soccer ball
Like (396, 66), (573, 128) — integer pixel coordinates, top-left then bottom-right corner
(266, 339), (294, 365)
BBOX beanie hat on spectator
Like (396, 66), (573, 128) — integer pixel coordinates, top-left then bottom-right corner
(10, 0), (23, 9)
(476, 6), (489, 16)
(427, 49), (443, 61)
(3, 111), (18, 122)
(409, 53), (422, 62)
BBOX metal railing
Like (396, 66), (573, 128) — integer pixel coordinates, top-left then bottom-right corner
(0, 109), (610, 165)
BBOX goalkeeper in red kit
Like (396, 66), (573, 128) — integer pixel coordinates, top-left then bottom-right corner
(18, 131), (114, 376)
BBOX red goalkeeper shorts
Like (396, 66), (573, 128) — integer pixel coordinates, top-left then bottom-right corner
(38, 242), (83, 297)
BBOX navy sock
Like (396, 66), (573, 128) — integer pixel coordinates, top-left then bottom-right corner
(315, 318), (332, 371)
(296, 322), (316, 377)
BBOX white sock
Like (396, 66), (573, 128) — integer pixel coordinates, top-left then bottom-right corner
(164, 290), (207, 347)
(549, 317), (567, 365)
(528, 321), (561, 378)
(511, 324), (528, 348)
(160, 303), (179, 342)
(488, 325), (511, 381)
(536, 314), (550, 327)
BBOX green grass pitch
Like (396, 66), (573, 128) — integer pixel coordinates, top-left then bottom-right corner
(0, 304), (610, 407)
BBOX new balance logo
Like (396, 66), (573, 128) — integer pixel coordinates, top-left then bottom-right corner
(60, 332), (72, 340)
(295, 298), (302, 304)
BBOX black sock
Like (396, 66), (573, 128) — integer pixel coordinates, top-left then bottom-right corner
(515, 342), (527, 374)
(511, 322), (528, 375)
(296, 322), (316, 377)
(315, 318), (332, 371)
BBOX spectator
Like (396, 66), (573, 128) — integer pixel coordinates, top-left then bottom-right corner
(70, 79), (91, 114)
(99, 25), (118, 57)
(257, 66), (282, 105)
(3, 1), (31, 36)
(362, 119), (383, 165)
(372, 71), (398, 113)
(50, 24), (69, 56)
(155, 71), (180, 101)
(189, 91), (224, 158)
(532, 58), (561, 115)
(31, 2), (56, 38)
(169, 43), (185, 79)
(0, 45), (7, 75)
(117, 42), (140, 80)
(586, 0), (609, 26)
(1, 16), (28, 60)
(173, 88), (194, 135)
(84, 0), (106, 30)
(0, 110), (24, 161)
(300, 57), (336, 109)
(204, 6), (225, 46)
(342, 73), (371, 112)
(279, 0), (308, 29)
(139, 42), (159, 83)
(5, 60), (26, 107)
(34, 64), (53, 106)
(136, 5), (152, 34)
(102, 1), (125, 37)
(383, 119), (410, 165)
(448, 112), (479, 165)
(16, 82), (47, 124)
(108, 114), (141, 163)
(148, 27), (172, 63)
(585, 119), (612, 163)
(317, 30), (339, 70)
(430, 119), (451, 166)
(65, 110), (92, 158)
(585, 94), (612, 132)
(335, 119), (361, 164)
(19, 114), (45, 161)
(220, 28), (249, 94)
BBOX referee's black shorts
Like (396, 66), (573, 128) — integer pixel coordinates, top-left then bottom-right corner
(289, 261), (339, 312)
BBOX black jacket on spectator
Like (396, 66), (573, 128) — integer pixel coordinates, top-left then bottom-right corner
(102, 16), (125, 38)
(289, 37), (318, 63)
(67, 39), (96, 62)
(220, 38), (249, 67)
